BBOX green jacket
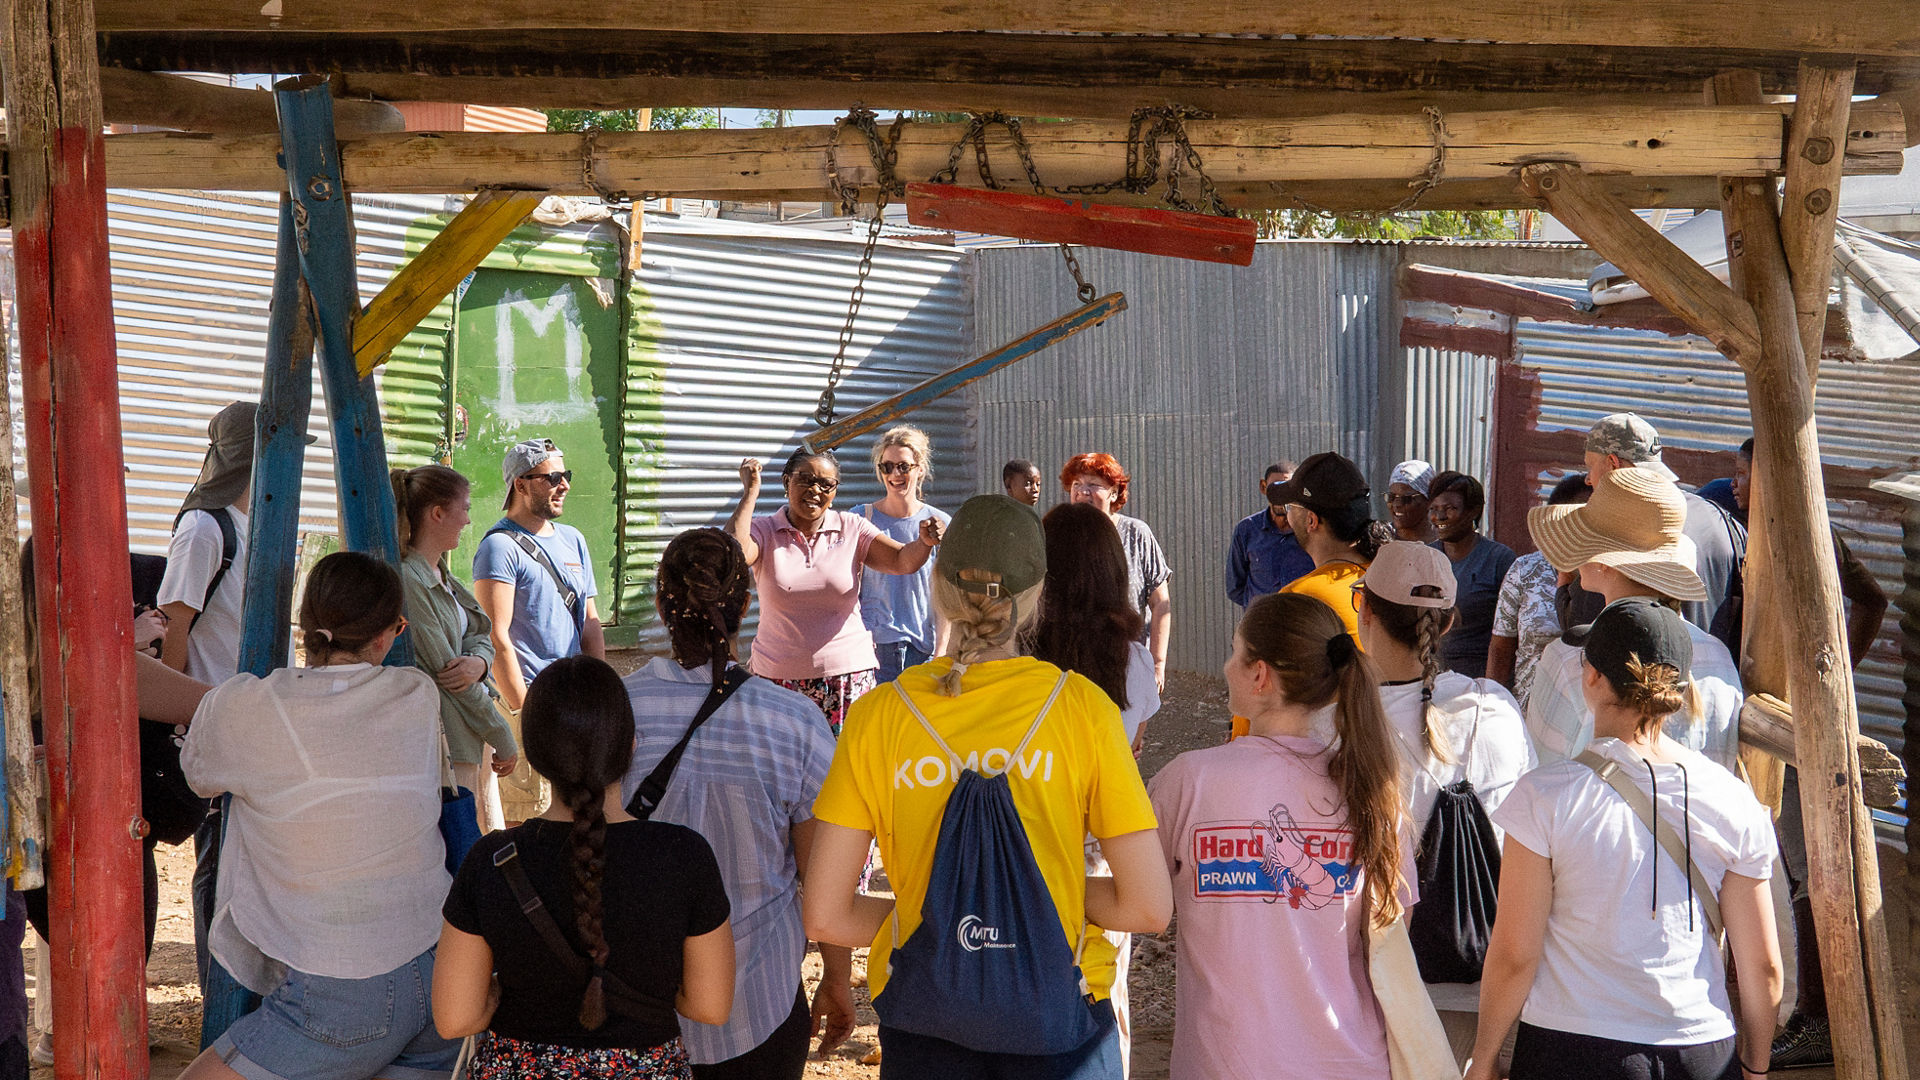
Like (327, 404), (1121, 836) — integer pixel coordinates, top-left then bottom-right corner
(400, 550), (517, 764)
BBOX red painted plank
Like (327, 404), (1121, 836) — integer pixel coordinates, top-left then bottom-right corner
(905, 182), (1257, 266)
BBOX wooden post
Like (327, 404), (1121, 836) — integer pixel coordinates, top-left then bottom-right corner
(1714, 72), (1909, 1075)
(1778, 60), (1856, 374)
(274, 77), (413, 667)
(0, 260), (47, 889)
(1, 0), (149, 1074)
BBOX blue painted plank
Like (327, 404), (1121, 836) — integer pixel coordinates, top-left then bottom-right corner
(808, 291), (1126, 453)
(238, 195), (315, 680)
(275, 76), (413, 668)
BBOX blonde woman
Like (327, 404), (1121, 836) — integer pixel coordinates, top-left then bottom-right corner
(803, 495), (1171, 1076)
(848, 426), (951, 683)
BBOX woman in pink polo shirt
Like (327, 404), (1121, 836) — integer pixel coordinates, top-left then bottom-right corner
(726, 449), (943, 732)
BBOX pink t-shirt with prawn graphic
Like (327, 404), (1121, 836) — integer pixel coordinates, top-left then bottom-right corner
(1148, 719), (1412, 1080)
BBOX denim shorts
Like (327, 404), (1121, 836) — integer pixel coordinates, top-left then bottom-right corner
(213, 947), (462, 1080)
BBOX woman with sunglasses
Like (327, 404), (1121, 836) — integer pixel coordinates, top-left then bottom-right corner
(728, 449), (943, 732)
(848, 426), (952, 684)
(178, 551), (461, 1080)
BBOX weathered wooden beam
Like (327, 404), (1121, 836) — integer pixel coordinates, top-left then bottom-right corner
(0, 253), (45, 891)
(1779, 61), (1856, 375)
(354, 188), (543, 375)
(3, 0), (149, 1072)
(11, 104), (1900, 211)
(95, 30), (1920, 102)
(1740, 695), (1906, 810)
(86, 1), (1920, 57)
(1717, 123), (1910, 1080)
(1519, 162), (1762, 366)
(808, 292), (1127, 453)
(99, 67), (403, 135)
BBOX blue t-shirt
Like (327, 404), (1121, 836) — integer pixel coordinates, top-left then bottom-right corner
(472, 518), (599, 686)
(849, 502), (950, 654)
(1225, 508), (1315, 608)
(1430, 535), (1517, 679)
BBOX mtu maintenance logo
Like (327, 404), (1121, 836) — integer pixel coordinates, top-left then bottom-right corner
(1189, 805), (1359, 908)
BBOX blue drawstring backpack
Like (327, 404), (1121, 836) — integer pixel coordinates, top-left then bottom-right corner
(875, 675), (1102, 1057)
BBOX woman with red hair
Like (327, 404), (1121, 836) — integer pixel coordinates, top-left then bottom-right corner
(1061, 453), (1171, 689)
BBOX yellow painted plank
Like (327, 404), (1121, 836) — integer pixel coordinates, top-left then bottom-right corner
(353, 188), (544, 375)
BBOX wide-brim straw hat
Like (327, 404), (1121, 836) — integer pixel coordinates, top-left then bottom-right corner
(1527, 467), (1690, 574)
(1586, 534), (1707, 603)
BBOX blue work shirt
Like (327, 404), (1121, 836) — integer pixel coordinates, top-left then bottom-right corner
(472, 517), (598, 687)
(1225, 508), (1315, 608)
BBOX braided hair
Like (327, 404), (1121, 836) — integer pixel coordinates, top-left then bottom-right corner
(1362, 584), (1458, 764)
(655, 528), (752, 692)
(521, 655), (637, 1030)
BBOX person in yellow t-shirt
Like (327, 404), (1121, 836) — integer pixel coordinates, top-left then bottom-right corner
(1229, 452), (1396, 739)
(803, 495), (1172, 1077)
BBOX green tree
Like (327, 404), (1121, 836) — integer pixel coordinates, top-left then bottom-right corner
(544, 107), (720, 133)
(1254, 209), (1515, 241)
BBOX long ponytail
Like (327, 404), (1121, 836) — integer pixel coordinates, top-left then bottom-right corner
(1240, 593), (1407, 929)
(521, 655), (636, 1030)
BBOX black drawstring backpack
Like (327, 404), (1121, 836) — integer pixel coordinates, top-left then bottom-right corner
(1406, 697), (1503, 985)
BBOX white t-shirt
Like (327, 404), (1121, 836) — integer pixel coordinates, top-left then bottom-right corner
(1379, 673), (1534, 1012)
(1524, 622), (1742, 770)
(1492, 738), (1775, 1046)
(1119, 641), (1161, 743)
(157, 507), (249, 685)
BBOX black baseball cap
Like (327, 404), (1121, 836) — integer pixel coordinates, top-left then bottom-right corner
(1564, 597), (1693, 690)
(1267, 451), (1370, 515)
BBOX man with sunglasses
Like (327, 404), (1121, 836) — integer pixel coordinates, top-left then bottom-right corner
(474, 439), (605, 716)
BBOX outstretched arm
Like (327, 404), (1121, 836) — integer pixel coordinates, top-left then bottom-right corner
(728, 459), (764, 565)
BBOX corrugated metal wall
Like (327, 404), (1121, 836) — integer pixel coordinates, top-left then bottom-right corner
(1402, 345), (1497, 516)
(623, 216), (975, 652)
(967, 241), (1400, 674)
(1510, 319), (1920, 835)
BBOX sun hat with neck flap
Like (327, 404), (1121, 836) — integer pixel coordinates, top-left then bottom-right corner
(179, 401), (317, 516)
(1527, 468), (1707, 602)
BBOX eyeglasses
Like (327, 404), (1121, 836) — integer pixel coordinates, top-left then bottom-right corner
(523, 470), (573, 487)
(877, 461), (917, 476)
(791, 473), (839, 493)
(394, 615), (410, 635)
(1070, 482), (1111, 496)
(1385, 493), (1424, 507)
(1350, 584), (1365, 612)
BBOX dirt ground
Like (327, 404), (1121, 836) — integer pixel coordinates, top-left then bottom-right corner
(24, 667), (1920, 1079)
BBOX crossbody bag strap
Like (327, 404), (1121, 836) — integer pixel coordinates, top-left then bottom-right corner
(485, 526), (581, 619)
(1574, 750), (1724, 940)
(492, 841), (680, 1022)
(627, 666), (751, 820)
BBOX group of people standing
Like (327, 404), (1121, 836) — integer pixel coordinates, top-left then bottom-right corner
(12, 400), (1867, 1080)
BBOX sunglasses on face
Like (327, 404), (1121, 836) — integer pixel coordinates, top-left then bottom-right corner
(394, 615), (410, 635)
(523, 470), (573, 487)
(792, 473), (839, 493)
(877, 461), (917, 476)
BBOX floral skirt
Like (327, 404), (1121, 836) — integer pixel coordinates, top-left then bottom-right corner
(469, 1032), (691, 1080)
(770, 668), (877, 735)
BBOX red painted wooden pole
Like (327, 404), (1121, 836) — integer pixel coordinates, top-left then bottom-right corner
(3, 0), (150, 1075)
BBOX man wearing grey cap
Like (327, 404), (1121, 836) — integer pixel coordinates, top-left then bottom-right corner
(473, 439), (604, 715)
(1585, 412), (1745, 632)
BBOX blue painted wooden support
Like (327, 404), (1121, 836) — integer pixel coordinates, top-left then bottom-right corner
(201, 195), (318, 1051)
(806, 291), (1127, 453)
(274, 75), (412, 668)
(239, 195), (317, 679)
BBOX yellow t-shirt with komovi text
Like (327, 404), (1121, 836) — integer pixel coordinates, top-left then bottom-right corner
(812, 656), (1157, 1002)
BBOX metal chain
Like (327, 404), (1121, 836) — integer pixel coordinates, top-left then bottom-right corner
(1269, 105), (1450, 223)
(817, 108), (912, 425)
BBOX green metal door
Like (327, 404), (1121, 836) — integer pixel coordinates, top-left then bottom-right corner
(448, 269), (625, 617)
